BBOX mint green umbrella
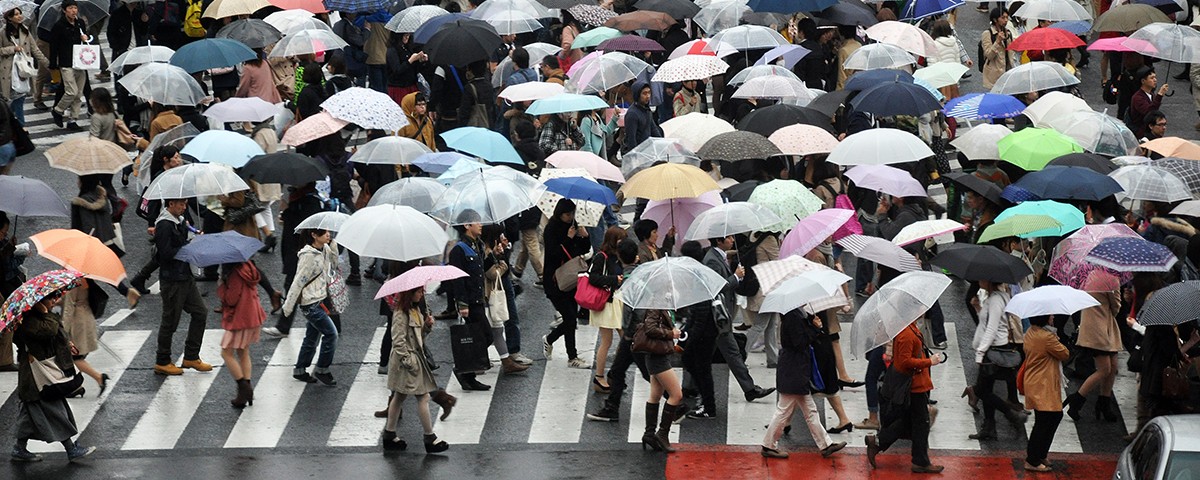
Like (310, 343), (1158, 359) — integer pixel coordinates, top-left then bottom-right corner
(571, 26), (622, 49)
(994, 199), (1085, 238)
(998, 128), (1083, 171)
(747, 179), (824, 233)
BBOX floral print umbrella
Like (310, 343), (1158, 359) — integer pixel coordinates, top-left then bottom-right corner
(1, 269), (84, 332)
(321, 87), (409, 132)
(1049, 224), (1139, 291)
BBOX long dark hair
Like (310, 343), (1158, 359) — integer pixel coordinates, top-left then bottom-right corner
(90, 88), (115, 115)
(78, 173), (106, 197)
(150, 145), (180, 179)
(4, 8), (26, 40)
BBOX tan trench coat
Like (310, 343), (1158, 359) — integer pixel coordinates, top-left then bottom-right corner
(1077, 291), (1122, 353)
(387, 307), (437, 396)
(1022, 326), (1070, 411)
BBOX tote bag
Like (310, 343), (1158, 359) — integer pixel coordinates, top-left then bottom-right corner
(553, 246), (587, 292)
(28, 355), (84, 401)
(485, 278), (509, 327)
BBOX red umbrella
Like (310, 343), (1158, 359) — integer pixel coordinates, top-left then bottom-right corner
(1007, 27), (1085, 51)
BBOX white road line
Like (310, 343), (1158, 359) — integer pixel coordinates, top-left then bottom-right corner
(726, 350), (777, 445)
(121, 329), (226, 451)
(627, 366), (682, 444)
(223, 333), (306, 448)
(0, 371), (20, 412)
(99, 308), (135, 328)
(1113, 351), (1139, 436)
(431, 352), (501, 445)
(528, 325), (598, 443)
(327, 327), (390, 447)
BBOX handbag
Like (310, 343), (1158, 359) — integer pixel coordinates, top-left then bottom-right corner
(485, 277), (509, 327)
(114, 118), (137, 150)
(450, 319), (491, 373)
(809, 345), (826, 392)
(72, 43), (102, 71)
(1162, 362), (1190, 400)
(631, 311), (675, 355)
(574, 253), (611, 311)
(10, 62), (28, 95)
(553, 246), (587, 292)
(986, 346), (1022, 369)
(13, 50), (34, 79)
(86, 280), (109, 318)
(28, 354), (84, 401)
(326, 264), (350, 314)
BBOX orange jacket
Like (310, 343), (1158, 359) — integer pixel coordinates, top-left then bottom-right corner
(893, 324), (933, 393)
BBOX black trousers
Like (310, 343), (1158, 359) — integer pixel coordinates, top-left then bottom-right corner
(681, 317), (719, 411)
(976, 362), (1017, 422)
(1026, 410), (1063, 466)
(201, 209), (224, 277)
(545, 295), (580, 359)
(603, 336), (650, 411)
(878, 391), (932, 468)
(156, 278), (207, 365)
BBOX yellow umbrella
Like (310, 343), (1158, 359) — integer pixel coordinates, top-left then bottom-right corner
(29, 229), (127, 286)
(45, 136), (132, 175)
(619, 163), (719, 201)
(203, 0), (272, 19)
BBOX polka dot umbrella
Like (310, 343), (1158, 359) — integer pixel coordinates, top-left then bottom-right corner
(1084, 237), (1178, 272)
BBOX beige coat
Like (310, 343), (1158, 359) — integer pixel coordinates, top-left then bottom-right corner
(61, 284), (97, 356)
(0, 25), (49, 102)
(981, 26), (1012, 90)
(1022, 326), (1069, 411)
(387, 307), (437, 395)
(1077, 291), (1122, 353)
(836, 38), (862, 91)
(745, 234), (780, 312)
(249, 126), (282, 202)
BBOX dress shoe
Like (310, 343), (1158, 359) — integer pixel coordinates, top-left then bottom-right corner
(827, 422), (854, 434)
(734, 323), (752, 331)
(155, 363), (183, 375)
(314, 372), (337, 386)
(98, 373), (110, 396)
(501, 356), (529, 374)
(270, 290), (283, 314)
(912, 464), (945, 474)
(51, 110), (63, 127)
(761, 446), (788, 458)
(126, 288), (142, 309)
(258, 235), (277, 253)
(587, 405), (619, 422)
(745, 386), (775, 402)
(865, 435), (879, 468)
(182, 359), (213, 371)
(839, 379), (865, 388)
(962, 386), (979, 412)
(293, 372), (317, 383)
(854, 418), (880, 430)
(820, 441), (847, 457)
(66, 122), (82, 131)
(434, 309), (456, 320)
(432, 389), (456, 420)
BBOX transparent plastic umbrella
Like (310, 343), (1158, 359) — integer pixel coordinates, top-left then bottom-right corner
(950, 124), (1013, 161)
(293, 211), (350, 233)
(827, 128), (934, 166)
(368, 177), (448, 213)
(990, 61), (1080, 95)
(705, 25), (789, 52)
(1108, 165), (1192, 203)
(385, 5), (449, 33)
(261, 9), (316, 33)
(843, 42), (916, 71)
(573, 52), (651, 94)
(267, 29), (348, 58)
(727, 64), (801, 86)
(477, 8), (543, 35)
(136, 123), (201, 190)
(279, 17), (334, 35)
(1046, 110), (1140, 157)
(695, 0), (751, 34)
(201, 96), (279, 123)
(348, 136), (433, 166)
(1154, 157), (1200, 194)
(1014, 0), (1092, 21)
(338, 205), (449, 262)
(470, 0), (554, 20)
(117, 62), (206, 106)
(429, 166), (547, 225)
(683, 202), (783, 241)
(618, 256), (728, 310)
(492, 42), (560, 87)
(110, 45), (175, 72)
(620, 138), (701, 178)
(731, 75), (817, 102)
(1124, 22), (1200, 64)
(142, 163), (250, 200)
(850, 271), (951, 357)
(1024, 91), (1091, 127)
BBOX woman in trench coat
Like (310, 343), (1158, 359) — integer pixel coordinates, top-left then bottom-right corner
(382, 285), (449, 454)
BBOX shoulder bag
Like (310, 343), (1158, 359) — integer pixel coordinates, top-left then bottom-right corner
(631, 311), (675, 355)
(326, 261), (350, 314)
(553, 245), (587, 292)
(574, 252), (611, 311)
(28, 353), (84, 401)
(1162, 361), (1190, 400)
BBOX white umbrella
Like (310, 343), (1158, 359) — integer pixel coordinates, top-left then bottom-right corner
(1046, 110), (1139, 157)
(619, 256), (728, 310)
(850, 271), (951, 357)
(727, 64), (801, 86)
(950, 124), (1012, 161)
(385, 5), (449, 33)
(769, 124), (839, 156)
(117, 63), (206, 106)
(348, 136), (433, 165)
(683, 202), (782, 241)
(843, 43), (916, 71)
(670, 39), (738, 59)
(367, 177), (448, 213)
(1004, 285), (1099, 318)
(695, 0), (750, 34)
(202, 97), (279, 123)
(652, 55), (730, 83)
(142, 163), (249, 200)
(498, 82), (565, 102)
(913, 62), (969, 88)
(890, 219), (966, 247)
(477, 8), (543, 35)
(990, 61), (1080, 95)
(827, 128), (934, 166)
(760, 269), (853, 315)
(705, 25), (789, 52)
(268, 29), (349, 58)
(263, 9), (315, 32)
(731, 75), (817, 102)
(1109, 165), (1192, 203)
(429, 166), (548, 225)
(338, 205), (449, 262)
(110, 45), (174, 72)
(321, 87), (409, 131)
(1014, 0), (1093, 21)
(293, 211), (350, 233)
(1172, 199), (1200, 216)
(661, 113), (736, 151)
(1024, 91), (1091, 127)
(865, 21), (939, 58)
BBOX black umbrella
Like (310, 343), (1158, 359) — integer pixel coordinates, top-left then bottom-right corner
(943, 172), (1005, 206)
(241, 153), (329, 185)
(216, 19), (282, 49)
(849, 80), (942, 117)
(806, 89), (852, 117)
(698, 131), (782, 162)
(816, 2), (878, 27)
(423, 19), (503, 67)
(723, 180), (762, 202)
(737, 104), (834, 136)
(1137, 280), (1200, 325)
(632, 0), (700, 20)
(930, 244), (1033, 283)
(1046, 153), (1117, 174)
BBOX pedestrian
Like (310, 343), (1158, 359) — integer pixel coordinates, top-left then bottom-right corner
(47, 0), (88, 131)
(538, 112), (584, 156)
(967, 280), (1027, 440)
(633, 308), (684, 452)
(743, 230), (782, 367)
(1135, 321), (1197, 432)
(381, 285), (450, 453)
(384, 33), (423, 105)
(579, 107), (617, 158)
(0, 213), (28, 372)
(153, 198), (212, 376)
(540, 55), (568, 85)
(60, 280), (107, 395)
(588, 227), (626, 393)
(9, 288), (97, 462)
(69, 174), (140, 307)
(148, 104), (183, 140)
(866, 321), (945, 474)
(294, 62), (327, 121)
(481, 224), (529, 374)
(929, 19), (972, 100)
(89, 88), (136, 151)
(1022, 314), (1070, 472)
(542, 199), (593, 369)
(587, 238), (647, 422)
(678, 241), (723, 418)
(216, 260), (265, 408)
(673, 80), (703, 117)
(262, 182), (327, 338)
(621, 81), (660, 154)
(632, 219), (673, 264)
(128, 146), (186, 295)
(981, 8), (1013, 90)
(1126, 66), (1167, 138)
(281, 228), (340, 386)
(460, 61), (495, 129)
(0, 7), (48, 126)
(1142, 110), (1167, 142)
(1063, 290), (1123, 421)
(235, 50), (282, 105)
(398, 92), (436, 151)
(762, 309), (847, 459)
(447, 209), (494, 390)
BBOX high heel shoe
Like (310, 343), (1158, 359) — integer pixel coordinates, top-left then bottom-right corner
(592, 375), (611, 394)
(1063, 392), (1086, 421)
(98, 374), (110, 396)
(826, 422), (854, 434)
(423, 434), (449, 454)
(839, 379), (865, 388)
(962, 386), (979, 413)
(1095, 396), (1120, 422)
(258, 235), (277, 254)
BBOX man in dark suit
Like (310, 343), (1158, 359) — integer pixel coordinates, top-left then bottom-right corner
(700, 236), (775, 403)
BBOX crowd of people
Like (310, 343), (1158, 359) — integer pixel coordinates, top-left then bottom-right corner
(0, 0), (1197, 472)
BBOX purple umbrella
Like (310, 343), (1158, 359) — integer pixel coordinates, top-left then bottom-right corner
(754, 44), (811, 69)
(642, 191), (723, 248)
(597, 35), (665, 52)
(779, 208), (855, 259)
(845, 164), (927, 198)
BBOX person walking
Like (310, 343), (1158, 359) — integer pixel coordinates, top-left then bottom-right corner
(70, 174), (141, 308)
(1063, 290), (1123, 421)
(762, 309), (847, 459)
(216, 260), (266, 408)
(1022, 315), (1070, 472)
(481, 224), (529, 375)
(46, 0), (88, 131)
(967, 280), (1028, 440)
(588, 227), (627, 393)
(542, 199), (593, 369)
(0, 6), (48, 126)
(447, 211), (494, 390)
(866, 322), (945, 474)
(632, 309), (684, 453)
(381, 285), (449, 453)
(281, 228), (339, 386)
(698, 236), (774, 403)
(587, 239), (646, 422)
(60, 280), (107, 395)
(262, 182), (325, 338)
(153, 198), (212, 376)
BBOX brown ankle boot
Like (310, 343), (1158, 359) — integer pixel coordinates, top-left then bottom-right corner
(231, 379), (251, 408)
(501, 356), (529, 374)
(432, 389), (457, 421)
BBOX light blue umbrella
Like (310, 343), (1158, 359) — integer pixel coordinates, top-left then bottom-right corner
(413, 152), (480, 174)
(168, 38), (257, 74)
(174, 231), (264, 268)
(526, 93), (610, 115)
(994, 200), (1085, 238)
(180, 130), (265, 168)
(437, 159), (490, 185)
(440, 127), (524, 166)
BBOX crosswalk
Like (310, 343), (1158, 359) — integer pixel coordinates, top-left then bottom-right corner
(21, 74), (116, 148)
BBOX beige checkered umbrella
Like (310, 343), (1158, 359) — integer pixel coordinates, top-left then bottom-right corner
(45, 136), (132, 175)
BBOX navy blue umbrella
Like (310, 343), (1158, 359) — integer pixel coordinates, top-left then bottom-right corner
(1085, 237), (1177, 272)
(544, 177), (618, 205)
(816, 2), (878, 27)
(1011, 166), (1124, 202)
(412, 13), (471, 44)
(174, 231), (265, 268)
(844, 68), (913, 91)
(849, 80), (942, 117)
(1001, 184), (1041, 204)
(169, 39), (257, 74)
(748, 0), (837, 13)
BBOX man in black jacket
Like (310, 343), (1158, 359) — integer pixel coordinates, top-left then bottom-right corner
(622, 80), (661, 154)
(47, 0), (88, 130)
(153, 198), (211, 376)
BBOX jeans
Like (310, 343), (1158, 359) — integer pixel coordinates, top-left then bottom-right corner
(295, 302), (338, 371)
(0, 142), (14, 168)
(502, 274), (521, 354)
(877, 391), (932, 467)
(367, 65), (387, 93)
(681, 316), (719, 411)
(545, 295), (579, 359)
(746, 311), (780, 365)
(764, 393), (831, 450)
(865, 346), (885, 413)
(10, 97), (23, 125)
(157, 278), (207, 365)
(1026, 410), (1063, 466)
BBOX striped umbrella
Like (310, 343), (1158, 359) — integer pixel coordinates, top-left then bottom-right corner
(1137, 281), (1200, 325)
(944, 93), (1026, 121)
(836, 234), (923, 272)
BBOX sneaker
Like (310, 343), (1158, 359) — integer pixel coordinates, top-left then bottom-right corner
(542, 335), (553, 360)
(549, 312), (563, 327)
(567, 357), (590, 369)
(293, 372), (317, 383)
(510, 352), (534, 366)
(930, 341), (948, 350)
(686, 406), (717, 419)
(377, 365), (388, 375)
(586, 406), (619, 422)
(314, 372), (337, 386)
(261, 326), (286, 338)
(66, 443), (96, 461)
(10, 446), (41, 462)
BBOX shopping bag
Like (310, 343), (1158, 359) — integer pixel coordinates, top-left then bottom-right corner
(450, 320), (491, 373)
(72, 44), (102, 70)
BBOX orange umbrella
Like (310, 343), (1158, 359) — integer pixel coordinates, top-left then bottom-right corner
(30, 229), (127, 286)
(1142, 137), (1200, 161)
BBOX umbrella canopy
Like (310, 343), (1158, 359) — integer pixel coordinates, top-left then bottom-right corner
(998, 128), (1085, 171)
(386, 5), (449, 33)
(1094, 4), (1172, 32)
(321, 87), (408, 131)
(1008, 25), (1086, 51)
(748, 180), (825, 232)
(1046, 152), (1118, 174)
(846, 69), (916, 93)
(706, 24), (790, 52)
(1143, 137), (1200, 161)
(901, 0), (963, 20)
(850, 271), (951, 357)
(498, 82), (565, 102)
(492, 42), (561, 87)
(661, 113), (736, 151)
(621, 163), (720, 201)
(731, 75), (817, 101)
(845, 164), (927, 198)
(619, 256), (728, 310)
(652, 55), (730, 82)
(293, 211), (351, 233)
(368, 177), (448, 213)
(135, 123), (202, 190)
(174, 231), (264, 268)
(755, 43), (813, 69)
(943, 92), (1026, 121)
(414, 152), (480, 175)
(890, 219), (967, 247)
(977, 214), (1064, 244)
(738, 103), (834, 135)
(471, 0), (553, 20)
(695, 1), (751, 34)
(1173, 199), (1200, 216)
(143, 163), (250, 200)
(828, 128), (934, 166)
(1109, 165), (1191, 202)
(412, 13), (472, 44)
(641, 190), (723, 239)
(36, 0), (108, 32)
(597, 35), (664, 53)
(760, 269), (852, 315)
(768, 124), (839, 156)
(545, 150), (625, 182)
(604, 10), (676, 31)
(118, 62), (206, 106)
(1124, 22), (1200, 63)
(837, 234), (924, 272)
(571, 26), (623, 49)
(620, 138), (701, 178)
(1014, 0), (1092, 21)
(279, 112), (349, 146)
(1136, 281), (1200, 325)
(1049, 224), (1139, 291)
(748, 0), (837, 13)
(567, 4), (617, 27)
(574, 52), (651, 94)
(943, 171), (1006, 205)
(994, 200), (1085, 238)
(635, 0), (701, 19)
(240, 152), (329, 185)
(215, 19), (282, 50)
(266, 0), (325, 13)
(843, 43), (916, 70)
(340, 205), (449, 261)
(1005, 285), (1100, 319)
(440, 127), (524, 166)
(169, 38), (256, 73)
(697, 131), (782, 162)
(203, 0), (270, 19)
(850, 80), (942, 117)
(429, 166), (547, 225)
(525, 93), (609, 115)
(44, 136), (131, 175)
(267, 28), (348, 57)
(931, 244), (1034, 283)
(990, 61), (1080, 95)
(865, 21), (939, 57)
(684, 202), (783, 241)
(438, 159), (491, 184)
(779, 208), (855, 258)
(543, 177), (617, 205)
(202, 96), (278, 123)
(670, 38), (738, 59)
(348, 136), (433, 166)
(913, 62), (969, 88)
(1, 270), (84, 332)
(1155, 157), (1200, 194)
(110, 45), (175, 72)
(0, 176), (69, 218)
(728, 64), (803, 86)
(375, 265), (468, 299)
(1085, 236), (1177, 272)
(179, 130), (264, 168)
(30, 229), (125, 286)
(1088, 35), (1151, 52)
(1023, 91), (1091, 127)
(476, 8), (543, 35)
(817, 2), (879, 27)
(1012, 165), (1124, 201)
(1046, 110), (1139, 157)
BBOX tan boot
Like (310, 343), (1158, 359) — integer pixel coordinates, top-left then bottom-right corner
(126, 289), (142, 309)
(182, 359), (213, 372)
(154, 363), (183, 375)
(501, 356), (529, 374)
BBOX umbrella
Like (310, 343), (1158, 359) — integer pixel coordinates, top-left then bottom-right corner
(779, 208), (855, 258)
(1173, 199), (1200, 216)
(748, 0), (837, 13)
(943, 92), (1026, 120)
(142, 163), (249, 201)
(476, 8), (543, 35)
(994, 200), (1085, 237)
(413, 152), (480, 175)
(697, 131), (782, 162)
(798, 89), (848, 118)
(817, 2), (878, 27)
(1088, 36), (1152, 52)
(652, 55), (730, 82)
(36, 0), (108, 32)
(837, 234), (923, 272)
(619, 256), (728, 310)
(375, 265), (468, 299)
(214, 19), (281, 50)
(1, 270), (84, 332)
(0, 176), (69, 218)
(368, 177), (448, 213)
(492, 42), (561, 87)
(429, 166), (547, 225)
(748, 180), (825, 232)
(597, 35), (664, 53)
(731, 75), (817, 101)
(695, 1), (751, 34)
(536, 168), (608, 227)
(441, 127), (524, 166)
(828, 128), (934, 166)
(1085, 236), (1177, 272)
(498, 82), (565, 103)
(728, 64), (803, 86)
(706, 25), (790, 52)
(567, 4), (616, 26)
(768, 124), (839, 156)
(411, 13), (472, 44)
(173, 231), (264, 268)
(1155, 157), (1200, 194)
(913, 62), (969, 88)
(850, 271), (951, 357)
(635, 0), (701, 19)
(543, 177), (617, 205)
(438, 159), (492, 184)
(760, 269), (852, 315)
(901, 0), (963, 20)
(1136, 281), (1200, 325)
(1005, 285), (1100, 319)
(661, 113), (736, 151)
(843, 43), (916, 71)
(348, 136), (433, 166)
(1011, 165), (1123, 201)
(604, 10), (676, 31)
(525, 93), (609, 115)
(241, 152), (329, 185)
(179, 130), (264, 169)
(30, 229), (125, 286)
(865, 21), (938, 57)
(323, 0), (386, 13)
(1001, 185), (1043, 204)
(620, 138), (701, 178)
(1014, 0), (1092, 21)
(44, 136), (131, 175)
(1094, 4), (1172, 32)
(202, 96), (278, 123)
(574, 52), (651, 94)
(684, 202), (783, 241)
(621, 163), (720, 201)
(135, 123), (202, 190)
(943, 171), (1006, 205)
(321, 87), (409, 131)
(977, 214), (1064, 243)
(722, 180), (762, 203)
(340, 205), (450, 261)
(642, 191), (723, 241)
(261, 10), (313, 33)
(168, 38), (256, 73)
(293, 211), (351, 233)
(545, 150), (624, 182)
(890, 219), (967, 247)
(1144, 138), (1200, 161)
(1046, 152), (1118, 174)
(1049, 224), (1139, 291)
(386, 5), (449, 33)
(280, 112), (349, 146)
(266, 0), (325, 12)
(1109, 165), (1191, 203)
(844, 68), (914, 91)
(267, 29), (349, 58)
(990, 61), (1081, 95)
(110, 45), (175, 72)
(471, 0), (554, 20)
(118, 63), (206, 106)
(670, 39), (737, 59)
(931, 244), (1034, 282)
(1007, 26), (1086, 52)
(850, 80), (942, 117)
(1114, 155), (1153, 166)
(738, 103), (834, 135)
(845, 164), (927, 198)
(571, 26), (624, 49)
(1046, 110), (1139, 158)
(755, 44), (813, 69)
(998, 128), (1084, 171)
(1023, 91), (1091, 127)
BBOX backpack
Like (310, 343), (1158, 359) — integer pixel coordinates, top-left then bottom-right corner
(183, 0), (206, 38)
(466, 83), (490, 128)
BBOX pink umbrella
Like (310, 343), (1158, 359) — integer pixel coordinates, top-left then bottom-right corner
(375, 265), (469, 300)
(642, 190), (722, 247)
(567, 51), (602, 78)
(768, 124), (839, 156)
(545, 150), (626, 183)
(780, 208), (855, 259)
(1048, 224), (1140, 292)
(280, 112), (349, 146)
(845, 164), (927, 198)
(1087, 36), (1156, 53)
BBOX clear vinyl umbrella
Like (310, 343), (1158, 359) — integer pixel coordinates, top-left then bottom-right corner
(621, 137), (701, 178)
(1046, 110), (1140, 157)
(683, 202), (782, 241)
(293, 211), (351, 233)
(492, 42), (560, 87)
(348, 136), (432, 165)
(368, 177), (448, 213)
(843, 42), (916, 71)
(109, 45), (174, 72)
(731, 75), (817, 102)
(695, 0), (751, 34)
(338, 205), (449, 261)
(850, 271), (951, 357)
(1124, 22), (1200, 64)
(117, 62), (206, 106)
(990, 61), (1080, 95)
(470, 0), (554, 19)
(1013, 0), (1093, 21)
(619, 256), (729, 310)
(705, 25), (789, 52)
(136, 123), (201, 190)
(386, 5), (449, 33)
(1109, 165), (1192, 203)
(142, 163), (250, 200)
(727, 64), (801, 86)
(429, 166), (547, 225)
(268, 29), (349, 58)
(573, 52), (651, 94)
(476, 8), (543, 35)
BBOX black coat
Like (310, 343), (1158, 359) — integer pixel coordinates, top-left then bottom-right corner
(448, 236), (485, 307)
(1139, 325), (1186, 398)
(48, 16), (87, 69)
(542, 219), (591, 299)
(154, 214), (192, 282)
(777, 310), (821, 395)
(587, 251), (622, 303)
(280, 189), (325, 276)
